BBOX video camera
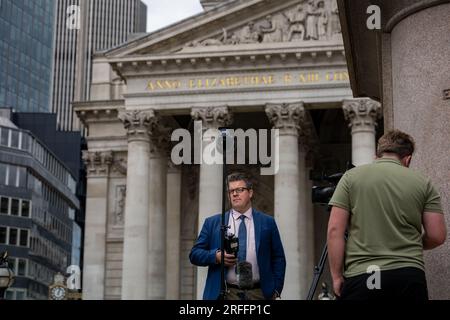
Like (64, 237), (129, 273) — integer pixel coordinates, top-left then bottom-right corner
(311, 164), (355, 205)
(224, 233), (239, 257)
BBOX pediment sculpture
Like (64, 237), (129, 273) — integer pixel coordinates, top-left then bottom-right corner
(183, 0), (341, 49)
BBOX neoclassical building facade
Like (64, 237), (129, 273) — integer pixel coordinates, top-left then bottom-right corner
(74, 0), (383, 300)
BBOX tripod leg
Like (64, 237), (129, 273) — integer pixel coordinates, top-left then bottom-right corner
(306, 242), (328, 300)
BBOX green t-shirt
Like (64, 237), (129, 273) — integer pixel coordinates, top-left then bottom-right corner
(329, 158), (443, 277)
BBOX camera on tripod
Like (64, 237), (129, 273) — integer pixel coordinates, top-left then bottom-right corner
(311, 172), (344, 205)
(224, 233), (239, 257)
(311, 163), (355, 205)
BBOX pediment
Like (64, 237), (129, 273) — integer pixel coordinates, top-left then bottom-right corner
(104, 0), (342, 59)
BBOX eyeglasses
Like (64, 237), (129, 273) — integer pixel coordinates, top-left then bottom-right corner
(228, 187), (249, 195)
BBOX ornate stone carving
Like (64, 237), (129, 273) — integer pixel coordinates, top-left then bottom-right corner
(111, 158), (127, 176)
(191, 106), (233, 129)
(265, 103), (305, 135)
(150, 123), (173, 157)
(285, 4), (307, 41)
(82, 151), (113, 177)
(182, 0), (341, 48)
(114, 185), (126, 225)
(342, 99), (382, 133)
(118, 109), (158, 141)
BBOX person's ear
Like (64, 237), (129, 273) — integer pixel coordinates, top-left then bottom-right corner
(249, 188), (253, 199)
(404, 155), (412, 167)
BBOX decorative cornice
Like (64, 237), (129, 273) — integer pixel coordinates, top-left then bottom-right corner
(342, 98), (382, 133)
(110, 45), (345, 76)
(191, 106), (233, 129)
(82, 151), (113, 177)
(265, 102), (305, 136)
(118, 109), (158, 141)
(74, 100), (124, 126)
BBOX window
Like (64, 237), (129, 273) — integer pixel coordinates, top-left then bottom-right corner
(0, 197), (9, 214)
(21, 133), (30, 151)
(21, 200), (30, 217)
(0, 227), (6, 244)
(18, 259), (27, 276)
(19, 229), (28, 247)
(18, 167), (26, 188)
(8, 165), (17, 186)
(10, 130), (19, 148)
(9, 228), (18, 245)
(15, 290), (26, 300)
(10, 198), (19, 216)
(0, 162), (6, 185)
(5, 290), (14, 300)
(0, 128), (9, 146)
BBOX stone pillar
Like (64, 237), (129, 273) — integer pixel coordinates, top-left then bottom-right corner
(191, 106), (232, 299)
(388, 3), (450, 299)
(166, 162), (182, 299)
(343, 99), (382, 166)
(266, 103), (305, 300)
(119, 110), (155, 300)
(304, 139), (320, 296)
(82, 150), (112, 300)
(147, 127), (169, 299)
(300, 130), (319, 298)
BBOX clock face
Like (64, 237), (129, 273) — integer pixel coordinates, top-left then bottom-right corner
(50, 285), (67, 300)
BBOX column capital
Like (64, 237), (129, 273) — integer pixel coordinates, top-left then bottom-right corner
(149, 124), (172, 158)
(82, 150), (113, 177)
(191, 106), (233, 129)
(118, 109), (158, 141)
(342, 99), (382, 133)
(265, 102), (305, 136)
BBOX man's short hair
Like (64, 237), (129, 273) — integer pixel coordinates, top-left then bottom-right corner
(227, 172), (253, 189)
(376, 130), (415, 158)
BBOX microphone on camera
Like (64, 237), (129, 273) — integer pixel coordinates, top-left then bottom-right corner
(237, 261), (253, 290)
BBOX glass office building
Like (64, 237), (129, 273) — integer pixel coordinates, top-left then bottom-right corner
(0, 0), (55, 113)
(0, 110), (79, 300)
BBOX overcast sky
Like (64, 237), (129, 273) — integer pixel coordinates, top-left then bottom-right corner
(142, 0), (204, 32)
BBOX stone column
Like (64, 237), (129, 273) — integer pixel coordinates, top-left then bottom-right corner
(119, 110), (156, 300)
(266, 103), (305, 300)
(147, 126), (170, 299)
(343, 99), (382, 166)
(82, 150), (112, 300)
(166, 162), (182, 299)
(191, 106), (232, 299)
(303, 141), (319, 297)
(299, 125), (318, 299)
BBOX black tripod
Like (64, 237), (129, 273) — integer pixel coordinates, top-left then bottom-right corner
(306, 241), (329, 300)
(306, 229), (348, 300)
(217, 128), (231, 300)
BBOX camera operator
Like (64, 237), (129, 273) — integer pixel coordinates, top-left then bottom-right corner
(190, 172), (286, 300)
(327, 130), (446, 300)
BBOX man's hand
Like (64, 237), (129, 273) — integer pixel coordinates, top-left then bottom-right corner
(215, 250), (237, 266)
(332, 276), (344, 298)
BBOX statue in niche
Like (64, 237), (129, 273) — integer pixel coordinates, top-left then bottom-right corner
(317, 0), (329, 40)
(305, 0), (320, 40)
(114, 186), (126, 225)
(284, 4), (307, 41)
(260, 14), (286, 43)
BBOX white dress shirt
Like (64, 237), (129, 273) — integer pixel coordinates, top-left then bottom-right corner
(226, 207), (260, 285)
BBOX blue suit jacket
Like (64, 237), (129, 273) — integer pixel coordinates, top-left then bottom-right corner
(189, 209), (286, 300)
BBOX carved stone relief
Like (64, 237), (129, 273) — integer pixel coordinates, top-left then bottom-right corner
(114, 185), (126, 226)
(183, 0), (341, 48)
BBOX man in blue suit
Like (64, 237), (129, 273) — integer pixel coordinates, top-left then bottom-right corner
(190, 172), (286, 300)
